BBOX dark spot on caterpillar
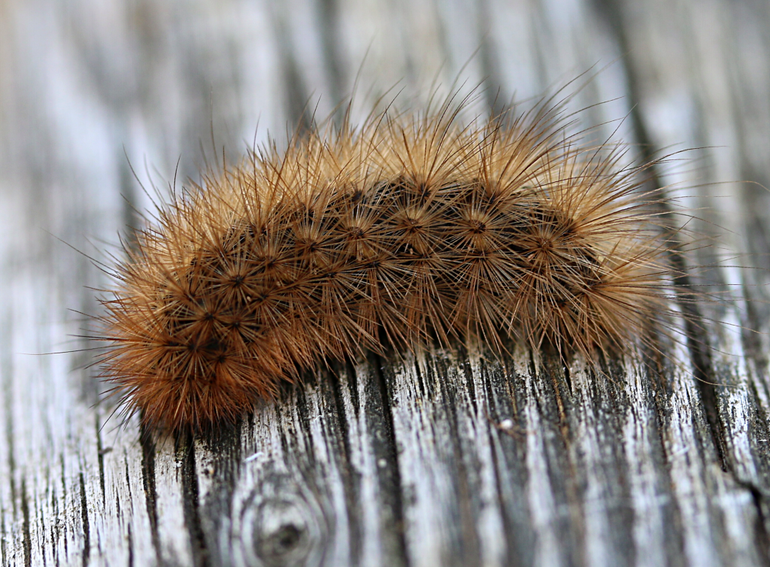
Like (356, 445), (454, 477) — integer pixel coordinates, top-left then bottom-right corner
(346, 226), (366, 240)
(466, 220), (487, 234)
(536, 237), (553, 252)
(402, 219), (423, 233)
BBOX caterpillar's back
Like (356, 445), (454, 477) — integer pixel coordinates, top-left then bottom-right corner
(98, 99), (673, 433)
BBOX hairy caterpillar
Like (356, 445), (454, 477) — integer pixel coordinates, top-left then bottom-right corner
(97, 94), (681, 434)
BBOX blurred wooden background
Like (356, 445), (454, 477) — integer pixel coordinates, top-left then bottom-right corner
(2, 0), (770, 565)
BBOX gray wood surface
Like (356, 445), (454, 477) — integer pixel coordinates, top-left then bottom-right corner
(1, 0), (770, 565)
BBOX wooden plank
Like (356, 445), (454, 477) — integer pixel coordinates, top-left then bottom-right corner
(1, 0), (770, 565)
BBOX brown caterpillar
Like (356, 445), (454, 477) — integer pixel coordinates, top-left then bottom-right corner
(97, 96), (677, 434)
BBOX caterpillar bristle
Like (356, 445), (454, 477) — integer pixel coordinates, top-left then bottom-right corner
(96, 94), (684, 435)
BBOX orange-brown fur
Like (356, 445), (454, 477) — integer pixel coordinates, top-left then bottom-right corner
(97, 99), (674, 433)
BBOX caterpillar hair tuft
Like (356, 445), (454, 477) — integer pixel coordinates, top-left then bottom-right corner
(95, 93), (686, 434)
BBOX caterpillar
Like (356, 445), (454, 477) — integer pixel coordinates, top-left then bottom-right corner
(96, 94), (679, 434)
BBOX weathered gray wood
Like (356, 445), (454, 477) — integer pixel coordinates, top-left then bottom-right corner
(1, 0), (770, 565)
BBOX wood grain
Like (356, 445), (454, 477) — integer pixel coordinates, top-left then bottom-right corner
(1, 0), (770, 565)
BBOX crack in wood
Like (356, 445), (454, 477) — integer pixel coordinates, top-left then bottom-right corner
(179, 433), (210, 567)
(78, 472), (90, 567)
(371, 355), (411, 567)
(140, 426), (162, 563)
